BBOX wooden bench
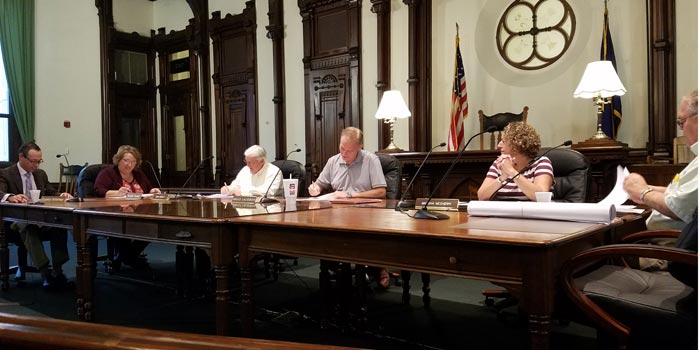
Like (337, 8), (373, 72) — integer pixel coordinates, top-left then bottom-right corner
(0, 312), (362, 350)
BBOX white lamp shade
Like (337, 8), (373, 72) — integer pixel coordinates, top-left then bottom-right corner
(375, 90), (411, 120)
(573, 61), (627, 99)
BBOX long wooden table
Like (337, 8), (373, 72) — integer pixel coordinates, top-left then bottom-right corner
(2, 198), (634, 349)
(234, 206), (623, 350)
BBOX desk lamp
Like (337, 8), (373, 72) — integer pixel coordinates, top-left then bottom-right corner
(573, 60), (627, 141)
(375, 90), (411, 152)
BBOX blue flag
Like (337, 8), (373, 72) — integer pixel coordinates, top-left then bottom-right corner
(600, 9), (622, 139)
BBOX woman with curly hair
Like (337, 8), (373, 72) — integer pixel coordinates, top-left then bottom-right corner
(477, 122), (554, 201)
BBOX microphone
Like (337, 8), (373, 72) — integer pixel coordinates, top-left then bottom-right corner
(175, 156), (214, 199)
(142, 160), (163, 189)
(487, 140), (573, 201)
(260, 148), (302, 204)
(414, 126), (497, 220)
(395, 142), (446, 210)
(56, 152), (70, 166)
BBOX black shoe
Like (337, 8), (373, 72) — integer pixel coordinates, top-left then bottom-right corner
(43, 273), (75, 292)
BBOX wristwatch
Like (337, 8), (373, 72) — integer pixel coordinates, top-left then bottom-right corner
(639, 187), (654, 202)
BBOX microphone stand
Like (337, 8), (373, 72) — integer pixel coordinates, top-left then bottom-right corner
(395, 142), (446, 211)
(175, 156), (214, 199)
(143, 160), (164, 192)
(414, 126), (498, 220)
(260, 148), (301, 204)
(487, 140), (573, 200)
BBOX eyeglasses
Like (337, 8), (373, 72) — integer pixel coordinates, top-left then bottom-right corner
(121, 159), (137, 165)
(27, 158), (44, 164)
(678, 114), (698, 128)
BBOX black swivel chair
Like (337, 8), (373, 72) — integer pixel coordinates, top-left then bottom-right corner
(482, 148), (590, 313)
(374, 153), (432, 305)
(77, 164), (117, 273)
(561, 212), (697, 350)
(267, 159), (306, 279)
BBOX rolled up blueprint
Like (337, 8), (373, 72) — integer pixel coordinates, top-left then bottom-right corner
(467, 201), (616, 223)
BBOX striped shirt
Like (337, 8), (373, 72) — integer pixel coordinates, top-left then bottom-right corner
(485, 156), (554, 201)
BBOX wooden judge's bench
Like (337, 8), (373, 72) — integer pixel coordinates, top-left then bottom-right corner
(391, 145), (685, 203)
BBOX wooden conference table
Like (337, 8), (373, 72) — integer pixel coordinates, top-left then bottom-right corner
(1, 197), (629, 350)
(235, 204), (624, 350)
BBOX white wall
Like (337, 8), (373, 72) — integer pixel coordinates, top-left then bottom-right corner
(33, 0), (698, 181)
(35, 1), (101, 179)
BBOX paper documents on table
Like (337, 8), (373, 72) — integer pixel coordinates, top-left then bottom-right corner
(205, 193), (235, 199)
(597, 166), (644, 214)
(468, 201), (616, 223)
(298, 193), (334, 201)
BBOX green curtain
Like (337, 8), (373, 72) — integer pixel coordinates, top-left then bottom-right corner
(0, 0), (34, 142)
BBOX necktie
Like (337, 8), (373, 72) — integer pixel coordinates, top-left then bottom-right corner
(24, 173), (33, 197)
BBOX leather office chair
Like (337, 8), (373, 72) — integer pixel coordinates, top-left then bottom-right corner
(267, 159), (306, 279)
(77, 164), (117, 273)
(271, 159), (306, 197)
(561, 212), (697, 350)
(482, 147), (590, 312)
(478, 106), (528, 150)
(77, 164), (112, 198)
(545, 148), (589, 203)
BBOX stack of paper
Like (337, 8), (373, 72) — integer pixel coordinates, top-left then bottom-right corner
(468, 201), (616, 223)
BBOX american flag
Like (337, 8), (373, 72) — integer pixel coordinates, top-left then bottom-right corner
(448, 34), (468, 151)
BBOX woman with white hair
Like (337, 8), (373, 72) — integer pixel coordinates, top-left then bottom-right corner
(220, 145), (283, 196)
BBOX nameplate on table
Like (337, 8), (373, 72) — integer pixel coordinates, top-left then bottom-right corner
(415, 198), (459, 211)
(232, 196), (259, 203)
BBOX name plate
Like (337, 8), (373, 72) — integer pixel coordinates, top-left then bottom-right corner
(230, 196), (258, 203)
(415, 198), (459, 211)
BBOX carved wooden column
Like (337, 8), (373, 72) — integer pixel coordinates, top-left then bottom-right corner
(403, 0), (431, 152)
(95, 0), (114, 163)
(646, 0), (676, 156)
(267, 0), (287, 160)
(186, 0), (213, 186)
(371, 0), (391, 150)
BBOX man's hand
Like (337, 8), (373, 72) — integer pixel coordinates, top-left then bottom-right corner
(8, 194), (28, 203)
(149, 188), (161, 194)
(623, 173), (649, 203)
(308, 182), (321, 197)
(60, 192), (74, 200)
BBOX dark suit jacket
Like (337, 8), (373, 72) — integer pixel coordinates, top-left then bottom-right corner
(0, 163), (59, 197)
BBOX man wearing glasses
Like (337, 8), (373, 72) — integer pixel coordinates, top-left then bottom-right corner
(0, 141), (74, 290)
(624, 90), (698, 231)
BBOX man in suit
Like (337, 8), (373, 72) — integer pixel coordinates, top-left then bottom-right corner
(0, 141), (74, 290)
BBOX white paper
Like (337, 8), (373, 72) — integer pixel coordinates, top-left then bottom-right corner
(205, 193), (235, 199)
(467, 201), (616, 223)
(598, 165), (630, 206)
(297, 193), (334, 201)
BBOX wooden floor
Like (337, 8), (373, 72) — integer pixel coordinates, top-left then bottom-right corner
(0, 241), (598, 350)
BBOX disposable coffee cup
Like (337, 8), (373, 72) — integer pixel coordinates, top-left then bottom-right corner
(535, 192), (552, 202)
(283, 179), (298, 200)
(29, 189), (41, 203)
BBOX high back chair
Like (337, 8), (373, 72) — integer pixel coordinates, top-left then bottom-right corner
(542, 148), (589, 203)
(267, 159), (307, 279)
(674, 135), (692, 164)
(478, 106), (529, 150)
(77, 164), (112, 198)
(271, 159), (306, 197)
(58, 163), (86, 195)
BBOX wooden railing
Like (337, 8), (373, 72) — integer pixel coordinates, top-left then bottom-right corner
(0, 312), (360, 350)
